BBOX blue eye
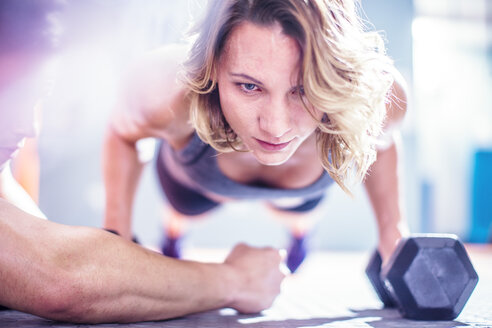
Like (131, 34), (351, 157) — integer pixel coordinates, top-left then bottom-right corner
(292, 86), (305, 96)
(239, 83), (259, 92)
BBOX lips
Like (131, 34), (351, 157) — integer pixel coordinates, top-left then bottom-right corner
(255, 138), (292, 151)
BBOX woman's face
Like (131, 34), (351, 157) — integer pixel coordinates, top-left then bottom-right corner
(216, 22), (322, 166)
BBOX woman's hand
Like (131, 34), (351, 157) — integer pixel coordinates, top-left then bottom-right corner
(378, 222), (409, 267)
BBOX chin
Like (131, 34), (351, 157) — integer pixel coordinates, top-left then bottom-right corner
(253, 151), (291, 166)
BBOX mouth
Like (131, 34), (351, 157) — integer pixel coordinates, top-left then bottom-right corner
(255, 138), (292, 151)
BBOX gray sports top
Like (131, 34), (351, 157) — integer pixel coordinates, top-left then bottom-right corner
(159, 132), (334, 205)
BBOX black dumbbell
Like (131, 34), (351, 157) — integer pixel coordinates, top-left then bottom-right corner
(366, 234), (479, 320)
(366, 250), (397, 308)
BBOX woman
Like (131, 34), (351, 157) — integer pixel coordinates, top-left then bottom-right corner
(1, 1), (285, 322)
(103, 0), (408, 272)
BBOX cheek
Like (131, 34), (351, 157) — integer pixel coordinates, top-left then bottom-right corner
(218, 87), (257, 126)
(218, 87), (239, 123)
(291, 103), (320, 132)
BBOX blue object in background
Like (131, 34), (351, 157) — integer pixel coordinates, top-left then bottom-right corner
(420, 180), (434, 233)
(469, 149), (492, 243)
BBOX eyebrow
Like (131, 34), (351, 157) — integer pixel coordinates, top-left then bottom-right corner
(229, 73), (264, 86)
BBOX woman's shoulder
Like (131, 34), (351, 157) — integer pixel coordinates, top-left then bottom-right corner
(384, 69), (408, 130)
(137, 43), (189, 74)
(124, 43), (189, 111)
(111, 43), (193, 141)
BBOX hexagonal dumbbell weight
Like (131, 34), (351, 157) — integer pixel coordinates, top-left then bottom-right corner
(366, 234), (479, 320)
(366, 250), (397, 308)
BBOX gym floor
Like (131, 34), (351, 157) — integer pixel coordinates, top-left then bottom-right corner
(1, 245), (491, 328)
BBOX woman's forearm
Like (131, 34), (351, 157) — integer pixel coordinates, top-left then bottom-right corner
(364, 137), (409, 262)
(102, 124), (144, 239)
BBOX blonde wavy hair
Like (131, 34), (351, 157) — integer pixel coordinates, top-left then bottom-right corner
(183, 0), (394, 193)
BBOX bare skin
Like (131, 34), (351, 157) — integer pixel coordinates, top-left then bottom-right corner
(11, 137), (40, 203)
(0, 197), (286, 323)
(0, 25), (286, 323)
(0, 164), (45, 218)
(103, 22), (408, 265)
(365, 73), (409, 264)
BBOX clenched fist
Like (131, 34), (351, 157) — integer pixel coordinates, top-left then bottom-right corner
(224, 243), (288, 313)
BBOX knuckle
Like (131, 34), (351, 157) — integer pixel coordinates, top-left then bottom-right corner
(235, 243), (249, 252)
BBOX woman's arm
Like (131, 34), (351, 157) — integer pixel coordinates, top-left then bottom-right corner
(102, 125), (144, 240)
(364, 137), (409, 262)
(103, 44), (192, 239)
(0, 198), (285, 323)
(364, 72), (409, 263)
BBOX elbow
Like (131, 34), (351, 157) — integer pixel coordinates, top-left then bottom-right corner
(35, 281), (93, 323)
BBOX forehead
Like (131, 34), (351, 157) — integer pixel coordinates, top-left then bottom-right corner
(220, 21), (301, 79)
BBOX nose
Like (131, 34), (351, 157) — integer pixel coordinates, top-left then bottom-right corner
(258, 96), (292, 139)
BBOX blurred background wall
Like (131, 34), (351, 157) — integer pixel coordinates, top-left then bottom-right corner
(36, 0), (492, 251)
(411, 0), (492, 242)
